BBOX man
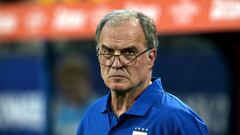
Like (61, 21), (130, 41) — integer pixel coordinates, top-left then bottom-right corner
(77, 10), (209, 135)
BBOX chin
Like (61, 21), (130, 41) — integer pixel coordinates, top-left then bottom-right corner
(107, 82), (130, 93)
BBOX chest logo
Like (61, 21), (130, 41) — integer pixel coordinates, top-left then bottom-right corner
(132, 127), (148, 135)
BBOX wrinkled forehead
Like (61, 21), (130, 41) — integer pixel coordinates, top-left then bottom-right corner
(107, 14), (139, 27)
(98, 20), (146, 50)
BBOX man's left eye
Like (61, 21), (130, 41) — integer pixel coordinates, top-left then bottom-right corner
(123, 51), (135, 56)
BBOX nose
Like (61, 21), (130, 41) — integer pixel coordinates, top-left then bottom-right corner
(111, 56), (123, 68)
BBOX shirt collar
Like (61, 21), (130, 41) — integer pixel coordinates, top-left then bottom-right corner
(100, 92), (111, 113)
(101, 77), (164, 116)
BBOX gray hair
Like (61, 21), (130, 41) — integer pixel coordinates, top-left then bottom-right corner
(95, 10), (158, 50)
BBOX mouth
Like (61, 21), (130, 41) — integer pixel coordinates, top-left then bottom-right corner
(109, 75), (126, 79)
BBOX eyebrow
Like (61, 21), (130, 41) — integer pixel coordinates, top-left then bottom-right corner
(100, 44), (113, 50)
(121, 46), (138, 53)
(100, 44), (138, 51)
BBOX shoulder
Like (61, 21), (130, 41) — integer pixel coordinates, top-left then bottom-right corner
(151, 92), (209, 134)
(154, 91), (198, 116)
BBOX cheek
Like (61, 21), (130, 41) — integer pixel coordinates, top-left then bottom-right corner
(131, 59), (149, 75)
(100, 66), (109, 79)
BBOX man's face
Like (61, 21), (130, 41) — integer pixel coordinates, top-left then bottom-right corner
(98, 20), (156, 93)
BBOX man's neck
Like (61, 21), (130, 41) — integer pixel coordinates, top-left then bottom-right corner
(110, 79), (152, 117)
(110, 93), (135, 117)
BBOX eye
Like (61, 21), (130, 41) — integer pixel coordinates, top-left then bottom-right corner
(122, 49), (135, 56)
(122, 49), (136, 60)
(100, 48), (114, 55)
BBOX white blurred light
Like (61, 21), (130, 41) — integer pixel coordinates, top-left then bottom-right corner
(0, 91), (46, 131)
(210, 0), (240, 21)
(0, 13), (17, 34)
(52, 7), (86, 31)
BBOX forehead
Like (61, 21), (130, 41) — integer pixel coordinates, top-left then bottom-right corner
(98, 20), (146, 49)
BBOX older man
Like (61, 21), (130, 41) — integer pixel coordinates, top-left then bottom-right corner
(77, 10), (209, 135)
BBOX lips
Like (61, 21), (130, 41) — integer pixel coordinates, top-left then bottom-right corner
(108, 74), (126, 79)
(109, 75), (125, 78)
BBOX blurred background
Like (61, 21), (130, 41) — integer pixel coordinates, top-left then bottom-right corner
(0, 0), (239, 135)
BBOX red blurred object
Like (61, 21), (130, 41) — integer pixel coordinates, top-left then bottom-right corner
(0, 0), (240, 41)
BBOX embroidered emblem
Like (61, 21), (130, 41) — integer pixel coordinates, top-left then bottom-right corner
(132, 127), (148, 135)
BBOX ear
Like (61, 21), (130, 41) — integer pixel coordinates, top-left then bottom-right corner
(148, 49), (156, 69)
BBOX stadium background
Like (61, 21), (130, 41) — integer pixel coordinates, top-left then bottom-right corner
(0, 0), (239, 135)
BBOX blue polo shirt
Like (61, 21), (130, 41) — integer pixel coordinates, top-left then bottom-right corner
(77, 78), (209, 135)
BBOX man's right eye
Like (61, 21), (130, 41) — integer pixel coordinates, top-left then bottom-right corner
(101, 49), (113, 55)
